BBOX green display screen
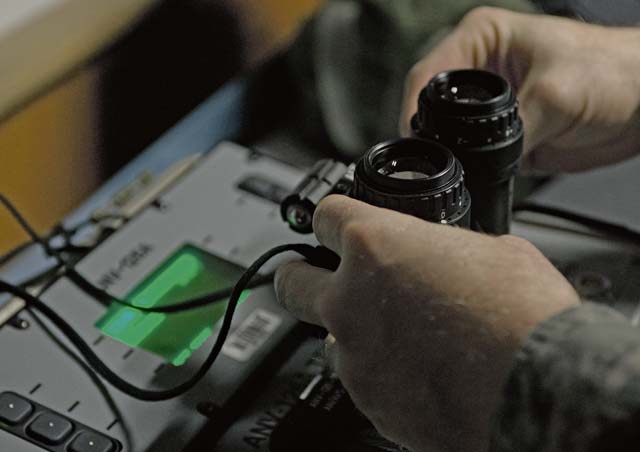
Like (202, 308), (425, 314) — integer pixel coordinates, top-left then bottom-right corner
(95, 244), (249, 366)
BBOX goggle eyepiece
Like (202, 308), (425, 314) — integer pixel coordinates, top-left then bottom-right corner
(353, 138), (471, 226)
(413, 69), (522, 149)
(372, 141), (451, 181)
(432, 70), (509, 107)
(412, 69), (525, 235)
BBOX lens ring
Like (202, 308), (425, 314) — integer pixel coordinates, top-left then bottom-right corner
(426, 70), (512, 116)
(413, 69), (523, 152)
(435, 71), (507, 104)
(352, 138), (471, 226)
(361, 138), (456, 193)
(373, 150), (447, 181)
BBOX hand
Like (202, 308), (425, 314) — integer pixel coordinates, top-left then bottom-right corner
(400, 7), (640, 173)
(275, 195), (580, 452)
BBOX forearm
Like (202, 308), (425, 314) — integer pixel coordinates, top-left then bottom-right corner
(491, 303), (640, 452)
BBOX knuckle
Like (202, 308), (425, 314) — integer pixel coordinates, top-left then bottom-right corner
(459, 6), (515, 50)
(313, 194), (345, 232)
(312, 197), (331, 231)
(315, 193), (338, 215)
(462, 6), (501, 26)
(529, 78), (565, 105)
(342, 221), (375, 254)
(498, 235), (538, 255)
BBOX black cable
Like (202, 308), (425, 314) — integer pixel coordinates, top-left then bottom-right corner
(27, 308), (135, 449)
(140, 273), (274, 313)
(16, 264), (65, 289)
(0, 194), (271, 313)
(3, 193), (637, 313)
(0, 194), (339, 401)
(1, 240), (92, 268)
(66, 266), (275, 313)
(0, 243), (326, 401)
(1, 194), (124, 264)
(0, 194), (64, 265)
(23, 278), (134, 449)
(0, 240), (33, 267)
(8, 189), (635, 402)
(0, 223), (68, 268)
(513, 202), (640, 243)
(62, 214), (125, 236)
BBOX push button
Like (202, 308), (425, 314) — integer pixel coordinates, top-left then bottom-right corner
(27, 412), (73, 445)
(68, 431), (116, 452)
(0, 392), (33, 425)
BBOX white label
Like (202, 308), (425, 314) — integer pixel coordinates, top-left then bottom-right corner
(222, 309), (282, 362)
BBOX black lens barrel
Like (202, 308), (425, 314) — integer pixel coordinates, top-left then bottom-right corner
(412, 69), (524, 234)
(281, 69), (522, 236)
(352, 138), (471, 227)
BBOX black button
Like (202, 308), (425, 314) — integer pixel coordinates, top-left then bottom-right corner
(0, 393), (33, 425)
(68, 432), (115, 452)
(27, 412), (73, 445)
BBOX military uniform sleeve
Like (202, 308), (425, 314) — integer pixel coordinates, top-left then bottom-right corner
(491, 303), (640, 452)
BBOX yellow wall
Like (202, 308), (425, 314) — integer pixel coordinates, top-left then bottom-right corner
(236, 0), (322, 64)
(0, 0), (322, 256)
(0, 67), (102, 254)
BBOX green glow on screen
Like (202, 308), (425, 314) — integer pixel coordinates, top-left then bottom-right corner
(95, 244), (250, 366)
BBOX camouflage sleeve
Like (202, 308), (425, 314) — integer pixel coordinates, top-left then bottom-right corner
(491, 303), (640, 452)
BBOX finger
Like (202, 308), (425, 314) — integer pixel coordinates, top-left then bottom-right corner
(517, 94), (547, 157)
(399, 7), (515, 136)
(519, 72), (640, 172)
(274, 260), (333, 326)
(399, 28), (473, 136)
(517, 75), (570, 156)
(312, 195), (377, 255)
(517, 150), (554, 177)
(522, 137), (640, 173)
